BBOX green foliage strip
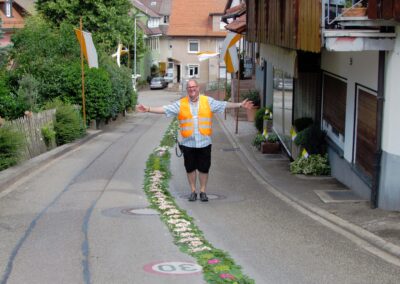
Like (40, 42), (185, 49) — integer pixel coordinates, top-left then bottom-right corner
(143, 119), (255, 284)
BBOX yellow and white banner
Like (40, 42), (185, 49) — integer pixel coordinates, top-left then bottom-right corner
(221, 31), (242, 73)
(197, 51), (219, 62)
(74, 29), (98, 68)
(112, 43), (129, 67)
(290, 127), (297, 141)
(301, 148), (309, 159)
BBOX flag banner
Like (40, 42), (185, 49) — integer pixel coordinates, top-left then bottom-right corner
(301, 148), (309, 159)
(112, 43), (129, 67)
(197, 51), (219, 62)
(221, 31), (242, 73)
(290, 126), (297, 141)
(262, 128), (268, 139)
(75, 29), (98, 68)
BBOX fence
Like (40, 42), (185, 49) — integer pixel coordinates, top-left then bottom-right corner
(6, 109), (56, 161)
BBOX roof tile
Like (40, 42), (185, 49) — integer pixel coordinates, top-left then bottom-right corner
(168, 0), (227, 37)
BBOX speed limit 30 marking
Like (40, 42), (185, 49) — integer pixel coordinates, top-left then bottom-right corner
(143, 261), (202, 275)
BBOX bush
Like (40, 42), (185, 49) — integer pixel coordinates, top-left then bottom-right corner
(294, 124), (327, 155)
(41, 122), (56, 149)
(290, 154), (331, 176)
(294, 117), (313, 132)
(0, 125), (25, 171)
(254, 107), (266, 132)
(85, 67), (113, 123)
(54, 104), (85, 145)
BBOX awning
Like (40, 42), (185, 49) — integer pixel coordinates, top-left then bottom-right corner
(260, 44), (297, 77)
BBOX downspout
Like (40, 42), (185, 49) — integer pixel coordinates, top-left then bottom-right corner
(371, 51), (385, 209)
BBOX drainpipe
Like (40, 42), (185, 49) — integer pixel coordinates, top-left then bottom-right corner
(371, 51), (385, 209)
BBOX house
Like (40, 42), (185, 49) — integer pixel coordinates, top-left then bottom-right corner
(245, 0), (400, 211)
(167, 0), (227, 87)
(131, 0), (167, 82)
(0, 0), (33, 47)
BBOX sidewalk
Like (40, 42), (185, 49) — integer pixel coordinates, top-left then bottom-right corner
(215, 111), (400, 265)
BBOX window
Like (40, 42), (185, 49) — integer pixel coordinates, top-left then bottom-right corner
(188, 40), (199, 53)
(187, 65), (199, 78)
(6, 1), (12, 18)
(273, 68), (293, 154)
(163, 16), (169, 24)
(148, 18), (160, 28)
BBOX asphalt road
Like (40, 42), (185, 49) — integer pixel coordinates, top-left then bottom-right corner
(1, 89), (399, 284)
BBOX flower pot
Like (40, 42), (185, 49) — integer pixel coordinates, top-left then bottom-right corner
(261, 141), (280, 154)
(246, 107), (259, 122)
(342, 7), (367, 17)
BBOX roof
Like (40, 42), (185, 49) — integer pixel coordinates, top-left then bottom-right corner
(225, 13), (246, 34)
(222, 2), (246, 23)
(159, 0), (172, 16)
(0, 0), (34, 14)
(168, 0), (227, 37)
(131, 0), (160, 18)
(137, 20), (162, 36)
(139, 0), (162, 14)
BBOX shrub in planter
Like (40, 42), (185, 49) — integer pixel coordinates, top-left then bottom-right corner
(290, 154), (331, 176)
(241, 89), (260, 107)
(294, 124), (327, 155)
(0, 125), (25, 171)
(293, 117), (313, 132)
(252, 133), (266, 149)
(54, 104), (85, 145)
(254, 107), (266, 132)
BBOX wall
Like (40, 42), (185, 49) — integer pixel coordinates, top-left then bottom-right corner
(321, 51), (379, 161)
(321, 50), (379, 199)
(379, 26), (400, 210)
(169, 37), (223, 84)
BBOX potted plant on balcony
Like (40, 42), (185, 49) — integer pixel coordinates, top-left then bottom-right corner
(242, 89), (260, 122)
(342, 0), (367, 17)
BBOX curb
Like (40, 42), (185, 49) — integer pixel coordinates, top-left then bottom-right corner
(0, 130), (102, 195)
(215, 114), (400, 266)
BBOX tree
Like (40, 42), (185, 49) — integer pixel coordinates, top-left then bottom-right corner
(35, 0), (145, 53)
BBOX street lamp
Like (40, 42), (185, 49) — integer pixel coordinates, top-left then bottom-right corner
(133, 13), (145, 91)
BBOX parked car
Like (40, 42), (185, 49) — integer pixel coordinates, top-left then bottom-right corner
(150, 77), (168, 89)
(163, 72), (174, 83)
(273, 78), (293, 90)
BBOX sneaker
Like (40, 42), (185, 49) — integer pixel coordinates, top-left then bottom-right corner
(188, 192), (197, 201)
(200, 192), (208, 202)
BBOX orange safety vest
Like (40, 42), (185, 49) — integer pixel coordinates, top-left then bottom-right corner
(178, 95), (213, 138)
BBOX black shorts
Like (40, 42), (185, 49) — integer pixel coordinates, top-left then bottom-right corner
(180, 145), (212, 173)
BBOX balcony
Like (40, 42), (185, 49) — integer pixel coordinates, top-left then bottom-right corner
(323, 0), (396, 51)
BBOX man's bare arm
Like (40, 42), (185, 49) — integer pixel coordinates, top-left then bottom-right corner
(225, 98), (254, 110)
(136, 104), (165, 114)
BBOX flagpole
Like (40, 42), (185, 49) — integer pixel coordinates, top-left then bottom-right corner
(235, 39), (241, 134)
(80, 17), (86, 126)
(224, 67), (227, 120)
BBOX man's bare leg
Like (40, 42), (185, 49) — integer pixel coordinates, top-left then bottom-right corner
(199, 172), (208, 193)
(187, 171), (197, 192)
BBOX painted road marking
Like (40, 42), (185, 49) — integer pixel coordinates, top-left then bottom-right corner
(143, 261), (202, 275)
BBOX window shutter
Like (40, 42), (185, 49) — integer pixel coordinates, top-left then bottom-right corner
(355, 89), (378, 179)
(323, 74), (346, 135)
